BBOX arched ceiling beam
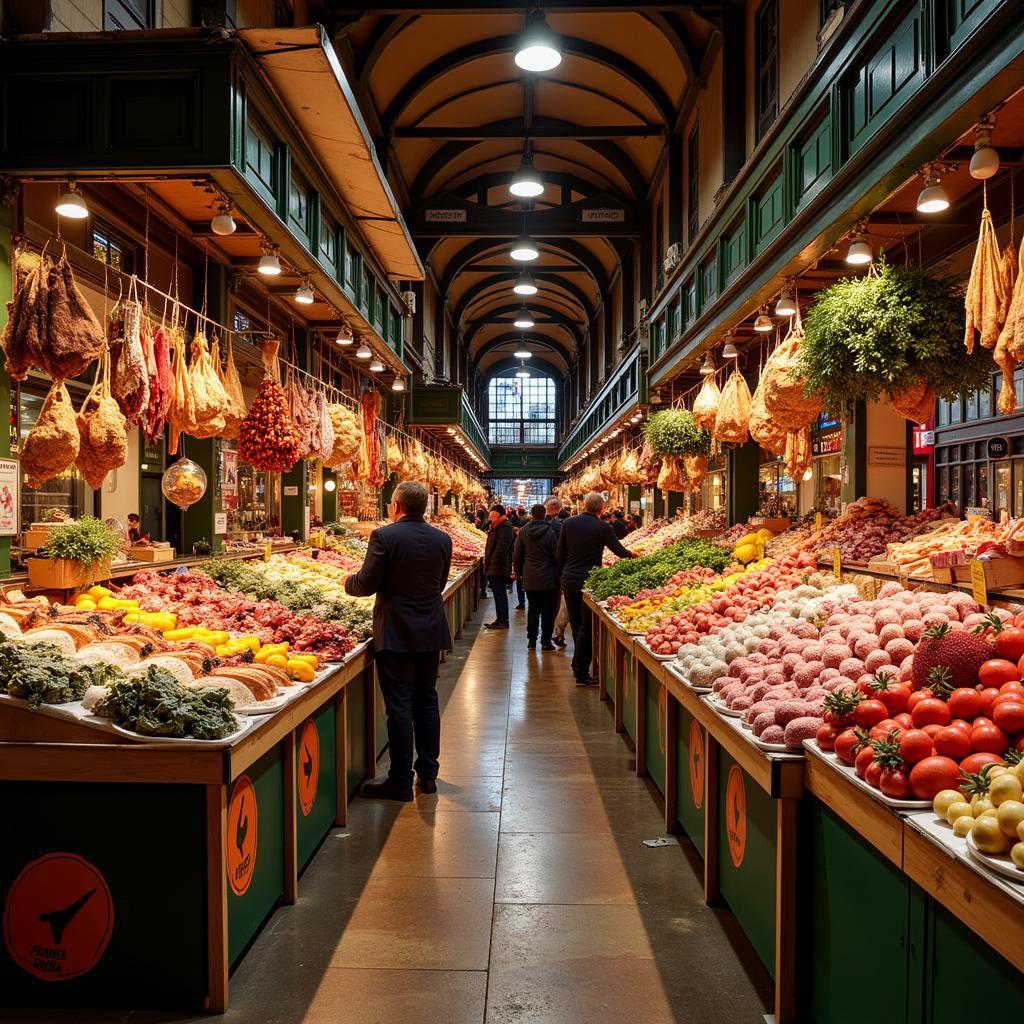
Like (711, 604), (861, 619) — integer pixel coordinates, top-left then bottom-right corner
(452, 170), (618, 204)
(480, 355), (565, 382)
(464, 311), (581, 353)
(473, 335), (571, 367)
(452, 273), (597, 325)
(356, 14), (417, 80)
(643, 12), (699, 81)
(458, 282), (586, 330)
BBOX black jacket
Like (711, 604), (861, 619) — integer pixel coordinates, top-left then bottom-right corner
(556, 511), (634, 583)
(344, 515), (453, 652)
(545, 514), (562, 540)
(611, 518), (629, 539)
(513, 519), (559, 591)
(483, 519), (515, 577)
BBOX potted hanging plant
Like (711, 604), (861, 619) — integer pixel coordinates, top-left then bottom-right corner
(798, 257), (994, 415)
(28, 516), (121, 589)
(644, 409), (712, 493)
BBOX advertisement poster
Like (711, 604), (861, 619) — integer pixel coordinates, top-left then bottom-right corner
(222, 449), (238, 510)
(0, 459), (18, 537)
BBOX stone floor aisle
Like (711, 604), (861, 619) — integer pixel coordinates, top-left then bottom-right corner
(10, 596), (771, 1024)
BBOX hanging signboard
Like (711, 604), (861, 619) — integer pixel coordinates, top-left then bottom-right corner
(581, 209), (626, 222)
(0, 459), (17, 536)
(424, 209), (467, 223)
(987, 437), (1010, 459)
(221, 449), (238, 510)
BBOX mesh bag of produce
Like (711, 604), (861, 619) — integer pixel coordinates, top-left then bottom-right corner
(216, 336), (247, 440)
(656, 455), (686, 492)
(749, 372), (788, 455)
(167, 326), (191, 455)
(713, 370), (752, 445)
(619, 447), (641, 484)
(683, 454), (708, 490)
(692, 375), (721, 432)
(964, 207), (1010, 353)
(890, 379), (936, 424)
(386, 434), (404, 474)
(761, 327), (822, 430)
(22, 381), (80, 488)
(76, 351), (129, 491)
(327, 403), (361, 467)
(184, 331), (228, 440)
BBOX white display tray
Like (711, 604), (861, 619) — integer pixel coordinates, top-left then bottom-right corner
(663, 662), (713, 694)
(705, 692), (743, 717)
(635, 638), (677, 661)
(701, 696), (803, 759)
(803, 740), (932, 809)
(108, 716), (252, 747)
(965, 831), (1024, 884)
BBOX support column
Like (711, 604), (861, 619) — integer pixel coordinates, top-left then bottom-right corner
(0, 203), (11, 578)
(842, 400), (867, 506)
(281, 329), (312, 541)
(728, 441), (760, 526)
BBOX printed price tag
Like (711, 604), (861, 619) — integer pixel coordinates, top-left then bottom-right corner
(969, 559), (988, 607)
(814, 512), (822, 532)
(832, 547), (842, 578)
(264, 542), (272, 563)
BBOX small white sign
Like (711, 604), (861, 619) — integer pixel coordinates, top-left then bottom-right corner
(284, 485), (299, 497)
(214, 512), (227, 535)
(869, 446), (906, 467)
(425, 209), (467, 222)
(0, 459), (17, 537)
(582, 208), (625, 222)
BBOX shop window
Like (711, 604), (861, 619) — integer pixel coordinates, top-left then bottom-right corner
(104, 0), (155, 29)
(980, 383), (992, 419)
(488, 371), (556, 446)
(288, 174), (312, 241)
(814, 454), (841, 512)
(319, 214), (338, 272)
(91, 222), (135, 274)
(755, 0), (779, 142)
(687, 121), (699, 244)
(245, 116), (277, 202)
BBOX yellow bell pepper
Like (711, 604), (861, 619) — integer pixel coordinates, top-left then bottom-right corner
(266, 654), (289, 670)
(88, 585), (112, 600)
(255, 642), (289, 663)
(163, 627), (199, 642)
(97, 596), (117, 610)
(201, 631), (230, 648)
(293, 653), (318, 669)
(286, 658), (315, 683)
(74, 598), (98, 611)
(236, 635), (262, 654)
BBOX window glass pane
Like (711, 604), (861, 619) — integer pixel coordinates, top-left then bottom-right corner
(966, 390), (979, 421)
(978, 462), (990, 510)
(487, 371), (556, 445)
(979, 385), (992, 419)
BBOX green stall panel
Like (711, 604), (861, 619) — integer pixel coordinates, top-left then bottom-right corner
(602, 628), (616, 704)
(643, 672), (667, 797)
(0, 782), (206, 1007)
(716, 750), (776, 974)
(807, 800), (912, 1024)
(622, 650), (638, 743)
(374, 671), (389, 761)
(675, 705), (706, 857)
(346, 671), (370, 798)
(295, 701), (339, 871)
(227, 746), (285, 965)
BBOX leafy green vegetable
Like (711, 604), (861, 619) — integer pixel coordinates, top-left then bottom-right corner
(95, 666), (238, 740)
(585, 538), (730, 601)
(0, 637), (122, 708)
(643, 409), (711, 457)
(46, 517), (122, 578)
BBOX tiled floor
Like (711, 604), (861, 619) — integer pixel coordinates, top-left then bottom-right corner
(7, 596), (771, 1023)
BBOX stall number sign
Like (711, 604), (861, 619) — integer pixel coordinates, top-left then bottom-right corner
(227, 775), (258, 896)
(298, 719), (320, 817)
(832, 548), (842, 578)
(969, 559), (988, 607)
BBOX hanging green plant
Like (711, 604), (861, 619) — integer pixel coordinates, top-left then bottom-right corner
(643, 408), (711, 457)
(798, 257), (994, 412)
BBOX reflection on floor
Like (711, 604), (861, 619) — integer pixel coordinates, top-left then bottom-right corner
(8, 594), (771, 1024)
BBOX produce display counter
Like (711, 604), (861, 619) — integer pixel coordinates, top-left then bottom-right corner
(586, 592), (1024, 1022)
(815, 559), (1024, 604)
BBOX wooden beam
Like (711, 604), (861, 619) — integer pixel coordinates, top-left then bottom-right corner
(395, 124), (664, 139)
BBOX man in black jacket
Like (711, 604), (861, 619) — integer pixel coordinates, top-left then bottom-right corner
(557, 491), (635, 685)
(611, 510), (630, 539)
(483, 503), (515, 629)
(543, 497), (568, 647)
(513, 504), (559, 651)
(345, 481), (453, 801)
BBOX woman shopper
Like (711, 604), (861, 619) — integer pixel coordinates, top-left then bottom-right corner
(512, 504), (559, 650)
(483, 503), (515, 629)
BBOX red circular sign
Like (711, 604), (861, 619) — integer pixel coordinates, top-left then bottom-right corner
(227, 775), (258, 896)
(3, 852), (114, 982)
(688, 720), (704, 809)
(725, 764), (747, 868)
(298, 719), (320, 817)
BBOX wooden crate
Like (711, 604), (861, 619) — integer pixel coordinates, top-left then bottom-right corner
(953, 558), (1024, 590)
(930, 565), (954, 584)
(27, 557), (111, 590)
(129, 546), (175, 563)
(749, 517), (791, 533)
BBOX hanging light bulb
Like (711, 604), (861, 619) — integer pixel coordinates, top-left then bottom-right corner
(294, 277), (315, 305)
(515, 360), (530, 378)
(513, 271), (538, 295)
(699, 352), (716, 376)
(753, 311), (773, 332)
(514, 346), (531, 359)
(510, 233), (539, 261)
(721, 339), (739, 360)
(510, 152), (544, 198)
(368, 357), (385, 372)
(324, 478), (337, 492)
(55, 182), (88, 219)
(515, 10), (562, 71)
(258, 249), (282, 276)
(916, 165), (950, 213)
(846, 229), (874, 266)
(775, 288), (797, 317)
(391, 376), (406, 391)
(513, 307), (535, 329)
(969, 120), (1000, 180)
(335, 322), (354, 346)
(356, 342), (372, 360)
(210, 203), (237, 236)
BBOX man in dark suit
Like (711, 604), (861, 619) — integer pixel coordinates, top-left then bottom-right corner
(345, 481), (453, 801)
(557, 491), (635, 685)
(544, 497), (567, 648)
(513, 504), (559, 651)
(483, 503), (515, 629)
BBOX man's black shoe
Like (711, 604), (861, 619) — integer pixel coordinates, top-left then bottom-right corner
(417, 778), (438, 794)
(575, 675), (599, 686)
(516, 604), (526, 611)
(541, 642), (556, 651)
(484, 620), (509, 629)
(527, 641), (536, 650)
(552, 637), (567, 648)
(362, 780), (414, 802)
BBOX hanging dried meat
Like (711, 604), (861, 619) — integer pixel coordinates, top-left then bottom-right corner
(360, 391), (385, 487)
(76, 350), (129, 490)
(964, 207), (1010, 353)
(683, 454), (708, 490)
(760, 324), (822, 430)
(783, 426), (812, 481)
(326, 403), (361, 467)
(238, 376), (302, 472)
(215, 335), (247, 441)
(692, 375), (721, 432)
(166, 326), (190, 455)
(386, 434), (403, 474)
(656, 455), (686, 492)
(184, 330), (228, 439)
(286, 375), (315, 460)
(144, 322), (173, 440)
(109, 282), (149, 425)
(713, 370), (752, 445)
(0, 250), (45, 381)
(22, 381), (80, 489)
(46, 252), (105, 380)
(313, 392), (334, 462)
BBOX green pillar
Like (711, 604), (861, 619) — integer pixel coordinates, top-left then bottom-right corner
(0, 205), (11, 577)
(728, 441), (760, 526)
(323, 468), (338, 523)
(842, 401), (867, 505)
(280, 330), (311, 542)
(180, 436), (219, 556)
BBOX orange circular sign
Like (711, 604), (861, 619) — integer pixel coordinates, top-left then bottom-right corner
(725, 764), (747, 868)
(298, 719), (320, 817)
(227, 775), (258, 896)
(688, 720), (704, 809)
(3, 852), (114, 982)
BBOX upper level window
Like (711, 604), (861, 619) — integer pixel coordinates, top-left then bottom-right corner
(488, 371), (556, 445)
(92, 221), (136, 274)
(687, 122), (699, 244)
(103, 0), (155, 29)
(755, 0), (779, 142)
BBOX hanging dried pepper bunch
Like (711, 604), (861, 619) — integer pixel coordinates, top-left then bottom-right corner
(238, 376), (303, 472)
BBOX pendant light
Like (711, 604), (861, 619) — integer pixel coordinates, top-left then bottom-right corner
(294, 277), (314, 305)
(369, 357), (385, 372)
(721, 338), (739, 360)
(323, 478), (337, 492)
(513, 307), (535, 329)
(335, 322), (354, 346)
(515, 10), (562, 71)
(258, 249), (282, 276)
(391, 376), (406, 391)
(699, 352), (716, 375)
(510, 152), (544, 198)
(753, 310), (773, 332)
(515, 360), (531, 378)
(513, 271), (538, 295)
(845, 228), (874, 266)
(774, 287), (796, 317)
(514, 345), (531, 359)
(969, 119), (999, 180)
(510, 233), (539, 261)
(55, 183), (88, 219)
(356, 341), (372, 360)
(916, 165), (950, 213)
(211, 203), (237, 235)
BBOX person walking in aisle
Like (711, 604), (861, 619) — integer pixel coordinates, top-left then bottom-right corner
(483, 503), (515, 629)
(344, 481), (452, 801)
(511, 507), (527, 611)
(544, 497), (569, 648)
(513, 503), (559, 651)
(611, 510), (630, 539)
(557, 491), (635, 685)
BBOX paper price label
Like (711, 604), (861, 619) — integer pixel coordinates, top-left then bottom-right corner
(814, 512), (822, 532)
(969, 559), (988, 607)
(264, 542), (272, 562)
(832, 548), (842, 578)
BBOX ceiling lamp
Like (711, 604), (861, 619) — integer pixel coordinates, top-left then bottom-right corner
(356, 342), (372, 360)
(845, 228), (873, 266)
(917, 165), (950, 213)
(970, 118), (999, 179)
(515, 361), (531, 378)
(513, 271), (538, 295)
(699, 352), (716, 375)
(515, 10), (561, 71)
(258, 249), (282, 276)
(513, 307), (535, 329)
(721, 338), (739, 360)
(211, 203), (236, 236)
(391, 376), (406, 392)
(55, 183), (88, 219)
(294, 277), (315, 305)
(323, 478), (337, 492)
(510, 233), (539, 262)
(753, 311), (773, 332)
(514, 346), (531, 359)
(775, 287), (797, 317)
(368, 357), (385, 372)
(510, 152), (544, 198)
(335, 322), (354, 346)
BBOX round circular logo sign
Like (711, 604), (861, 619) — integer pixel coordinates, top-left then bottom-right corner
(3, 852), (114, 982)
(725, 764), (747, 868)
(688, 720), (704, 809)
(298, 719), (320, 817)
(227, 775), (258, 896)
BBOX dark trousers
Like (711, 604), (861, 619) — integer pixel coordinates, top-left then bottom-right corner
(488, 575), (510, 624)
(514, 576), (525, 608)
(562, 579), (591, 680)
(526, 588), (557, 644)
(375, 650), (442, 789)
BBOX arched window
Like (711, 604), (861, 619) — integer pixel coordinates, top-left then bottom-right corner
(488, 369), (556, 444)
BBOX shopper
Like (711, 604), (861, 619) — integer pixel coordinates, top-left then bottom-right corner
(557, 491), (635, 685)
(544, 497), (568, 648)
(511, 508), (526, 611)
(483, 503), (515, 629)
(126, 513), (150, 546)
(513, 504), (559, 651)
(344, 481), (453, 801)
(611, 510), (629, 539)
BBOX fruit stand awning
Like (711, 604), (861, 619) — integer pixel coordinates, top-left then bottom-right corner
(237, 25), (424, 283)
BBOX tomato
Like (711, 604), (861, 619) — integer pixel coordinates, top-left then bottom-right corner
(994, 628), (1024, 662)
(855, 699), (889, 729)
(999, 680), (1024, 697)
(907, 689), (932, 712)
(1017, 734), (1024, 753)
(970, 721), (1010, 754)
(909, 756), (962, 800)
(977, 687), (1000, 716)
(834, 728), (863, 766)
(933, 725), (971, 760)
(898, 729), (935, 765)
(870, 719), (901, 741)
(879, 767), (911, 800)
(949, 718), (973, 734)
(865, 759), (884, 789)
(1015, 612), (1024, 629)
(855, 745), (876, 779)
(911, 698), (951, 729)
(979, 659), (1021, 688)
(894, 712), (913, 729)
(960, 751), (1004, 774)
(992, 700), (1024, 735)
(947, 688), (983, 720)
(815, 721), (837, 752)
(877, 683), (910, 715)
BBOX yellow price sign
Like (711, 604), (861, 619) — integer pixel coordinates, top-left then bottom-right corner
(264, 542), (272, 563)
(832, 547), (842, 578)
(969, 559), (988, 607)
(814, 512), (822, 532)
(756, 539), (765, 561)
